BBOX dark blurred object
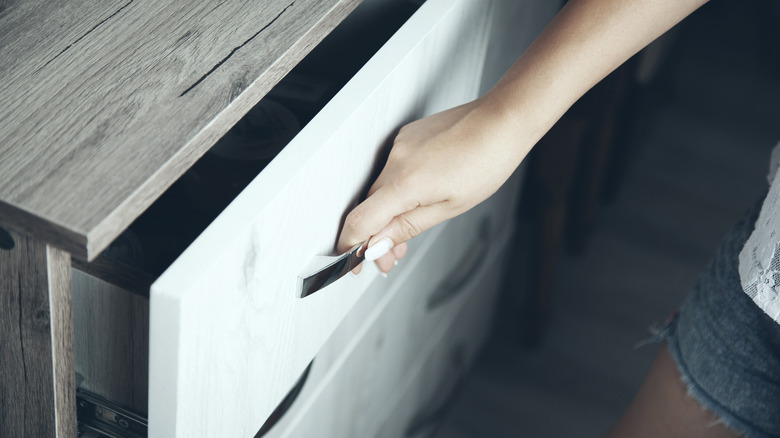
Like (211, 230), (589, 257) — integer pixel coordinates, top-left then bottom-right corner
(517, 56), (643, 348)
(181, 99), (300, 214)
(756, 0), (780, 75)
(100, 229), (144, 269)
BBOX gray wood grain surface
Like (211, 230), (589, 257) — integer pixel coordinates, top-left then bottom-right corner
(0, 229), (75, 438)
(0, 0), (361, 260)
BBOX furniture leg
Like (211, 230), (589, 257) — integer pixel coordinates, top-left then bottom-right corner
(1, 228), (75, 437)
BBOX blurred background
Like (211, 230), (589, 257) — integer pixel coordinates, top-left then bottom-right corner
(434, 1), (780, 436)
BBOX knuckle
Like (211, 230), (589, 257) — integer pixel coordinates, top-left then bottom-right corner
(343, 208), (365, 235)
(396, 215), (422, 241)
(389, 142), (409, 162)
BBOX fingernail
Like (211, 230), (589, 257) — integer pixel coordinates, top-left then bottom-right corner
(349, 271), (359, 278)
(393, 260), (398, 266)
(365, 237), (393, 262)
(380, 272), (388, 278)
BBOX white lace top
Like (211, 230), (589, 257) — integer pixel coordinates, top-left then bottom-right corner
(738, 141), (780, 323)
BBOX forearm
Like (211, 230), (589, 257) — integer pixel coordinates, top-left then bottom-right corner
(481, 0), (708, 163)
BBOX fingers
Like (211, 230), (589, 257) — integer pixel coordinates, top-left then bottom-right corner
(374, 252), (396, 273)
(337, 184), (418, 254)
(373, 242), (408, 274)
(366, 202), (450, 252)
(340, 179), (440, 276)
(352, 202), (451, 277)
(392, 242), (408, 260)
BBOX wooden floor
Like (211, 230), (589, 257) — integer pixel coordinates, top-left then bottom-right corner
(434, 2), (780, 437)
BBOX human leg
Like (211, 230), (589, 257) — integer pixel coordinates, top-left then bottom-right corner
(605, 346), (740, 438)
(608, 203), (780, 438)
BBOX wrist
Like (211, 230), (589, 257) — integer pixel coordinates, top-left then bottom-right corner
(471, 91), (542, 166)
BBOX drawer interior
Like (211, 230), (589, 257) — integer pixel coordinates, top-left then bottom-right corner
(75, 0), (422, 290)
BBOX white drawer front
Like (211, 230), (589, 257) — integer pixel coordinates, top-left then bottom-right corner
(267, 221), (514, 438)
(148, 0), (494, 435)
(377, 233), (508, 438)
(290, 229), (516, 438)
(261, 220), (448, 438)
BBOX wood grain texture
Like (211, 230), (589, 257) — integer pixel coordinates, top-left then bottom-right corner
(262, 226), (445, 438)
(375, 239), (506, 438)
(72, 257), (154, 298)
(0, 230), (75, 438)
(72, 270), (149, 414)
(0, 0), (362, 260)
(148, 0), (492, 435)
(269, 220), (514, 438)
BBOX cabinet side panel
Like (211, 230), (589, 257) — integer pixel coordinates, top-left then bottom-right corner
(72, 270), (149, 414)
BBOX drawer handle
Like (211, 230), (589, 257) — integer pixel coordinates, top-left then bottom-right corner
(297, 241), (367, 298)
(255, 360), (313, 437)
(0, 227), (14, 250)
(426, 218), (491, 311)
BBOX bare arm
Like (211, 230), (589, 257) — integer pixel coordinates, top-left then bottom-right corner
(338, 0), (708, 272)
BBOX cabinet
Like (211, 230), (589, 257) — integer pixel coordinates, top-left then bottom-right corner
(0, 0), (558, 436)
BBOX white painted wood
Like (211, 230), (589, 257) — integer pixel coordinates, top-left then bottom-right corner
(262, 168), (518, 436)
(261, 218), (446, 438)
(376, 234), (509, 438)
(269, 218), (514, 438)
(149, 0), (494, 435)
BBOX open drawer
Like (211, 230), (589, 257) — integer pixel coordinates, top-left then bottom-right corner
(143, 0), (495, 435)
(260, 209), (515, 437)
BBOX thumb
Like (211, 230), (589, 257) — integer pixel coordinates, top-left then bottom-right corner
(337, 184), (417, 254)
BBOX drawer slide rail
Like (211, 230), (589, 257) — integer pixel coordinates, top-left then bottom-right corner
(77, 389), (148, 438)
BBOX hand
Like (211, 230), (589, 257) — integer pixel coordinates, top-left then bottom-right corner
(336, 0), (709, 275)
(337, 97), (526, 274)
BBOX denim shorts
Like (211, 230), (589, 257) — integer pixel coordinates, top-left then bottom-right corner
(661, 204), (780, 438)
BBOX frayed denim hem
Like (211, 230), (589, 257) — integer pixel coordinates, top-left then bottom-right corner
(658, 314), (777, 438)
(635, 199), (780, 438)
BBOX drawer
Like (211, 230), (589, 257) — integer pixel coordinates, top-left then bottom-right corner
(259, 219), (447, 438)
(264, 220), (514, 437)
(146, 0), (495, 436)
(376, 230), (509, 438)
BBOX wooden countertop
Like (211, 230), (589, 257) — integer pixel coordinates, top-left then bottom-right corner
(0, 0), (360, 260)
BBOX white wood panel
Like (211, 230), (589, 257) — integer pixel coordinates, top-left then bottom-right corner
(272, 222), (514, 438)
(149, 0), (494, 435)
(376, 235), (508, 438)
(261, 219), (447, 438)
(262, 168), (518, 436)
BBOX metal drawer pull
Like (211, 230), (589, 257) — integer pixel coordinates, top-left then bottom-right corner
(255, 360), (314, 437)
(426, 218), (491, 311)
(297, 241), (367, 298)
